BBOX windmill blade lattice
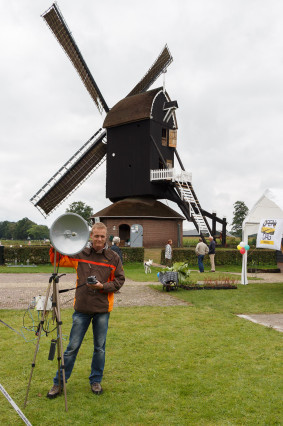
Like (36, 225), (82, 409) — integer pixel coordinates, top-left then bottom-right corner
(42, 3), (109, 114)
(30, 129), (107, 217)
(32, 4), (176, 218)
(127, 45), (173, 97)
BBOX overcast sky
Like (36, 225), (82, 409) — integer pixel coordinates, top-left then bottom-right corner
(1, 0), (283, 231)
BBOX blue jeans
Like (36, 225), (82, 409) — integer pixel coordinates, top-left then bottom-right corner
(54, 310), (110, 386)
(198, 255), (205, 273)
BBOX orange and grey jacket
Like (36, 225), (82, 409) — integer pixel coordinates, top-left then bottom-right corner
(50, 246), (125, 314)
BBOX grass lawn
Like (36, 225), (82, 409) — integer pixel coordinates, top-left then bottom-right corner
(2, 280), (283, 424)
(124, 263), (242, 284)
(0, 265), (76, 274)
(144, 248), (162, 264)
(0, 262), (264, 287)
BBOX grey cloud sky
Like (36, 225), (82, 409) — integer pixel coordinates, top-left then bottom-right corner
(1, 0), (283, 231)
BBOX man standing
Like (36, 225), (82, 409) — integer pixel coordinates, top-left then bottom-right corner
(165, 239), (173, 267)
(195, 237), (209, 273)
(208, 236), (216, 272)
(47, 222), (125, 398)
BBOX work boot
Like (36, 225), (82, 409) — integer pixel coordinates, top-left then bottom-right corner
(91, 382), (103, 395)
(46, 384), (62, 399)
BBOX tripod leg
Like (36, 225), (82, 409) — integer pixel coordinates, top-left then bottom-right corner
(53, 279), (68, 412)
(24, 279), (52, 408)
(52, 281), (62, 393)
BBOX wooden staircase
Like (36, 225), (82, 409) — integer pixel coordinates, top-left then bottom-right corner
(150, 168), (212, 238)
(174, 180), (211, 236)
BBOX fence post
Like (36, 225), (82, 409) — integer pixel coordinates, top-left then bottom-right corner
(0, 245), (4, 265)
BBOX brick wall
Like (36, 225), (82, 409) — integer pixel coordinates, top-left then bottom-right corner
(101, 218), (183, 248)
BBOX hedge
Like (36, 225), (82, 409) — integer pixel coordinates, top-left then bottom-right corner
(161, 248), (277, 266)
(4, 246), (50, 265)
(120, 247), (144, 263)
(2, 246), (144, 265)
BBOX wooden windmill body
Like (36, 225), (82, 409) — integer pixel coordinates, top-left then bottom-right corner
(104, 88), (178, 202)
(31, 3), (227, 244)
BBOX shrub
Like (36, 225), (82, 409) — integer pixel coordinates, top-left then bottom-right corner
(120, 247), (144, 263)
(4, 246), (50, 265)
(161, 248), (277, 266)
(158, 262), (192, 285)
(3, 245), (144, 265)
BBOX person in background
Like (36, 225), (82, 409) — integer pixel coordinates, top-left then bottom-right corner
(110, 236), (123, 263)
(195, 237), (209, 273)
(208, 236), (216, 272)
(165, 239), (173, 267)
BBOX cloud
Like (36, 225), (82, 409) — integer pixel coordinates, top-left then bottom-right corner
(1, 0), (283, 232)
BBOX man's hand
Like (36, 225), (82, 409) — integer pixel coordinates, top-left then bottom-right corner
(87, 281), (103, 291)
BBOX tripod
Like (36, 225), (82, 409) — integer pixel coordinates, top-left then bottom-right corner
(24, 250), (68, 412)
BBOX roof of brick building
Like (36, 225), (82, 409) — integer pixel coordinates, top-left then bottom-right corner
(91, 197), (184, 219)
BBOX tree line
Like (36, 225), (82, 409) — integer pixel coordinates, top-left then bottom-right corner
(0, 201), (94, 241)
(0, 201), (248, 240)
(0, 218), (49, 240)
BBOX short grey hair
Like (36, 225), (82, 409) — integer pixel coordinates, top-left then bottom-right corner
(113, 236), (120, 244)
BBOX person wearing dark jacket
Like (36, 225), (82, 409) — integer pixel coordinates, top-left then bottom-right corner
(208, 236), (216, 272)
(47, 222), (125, 399)
(110, 236), (123, 263)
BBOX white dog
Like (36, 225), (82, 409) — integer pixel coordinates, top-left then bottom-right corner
(144, 259), (153, 274)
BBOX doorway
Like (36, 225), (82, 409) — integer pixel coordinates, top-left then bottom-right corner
(119, 224), (130, 246)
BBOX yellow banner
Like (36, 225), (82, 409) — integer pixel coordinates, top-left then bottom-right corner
(257, 219), (283, 250)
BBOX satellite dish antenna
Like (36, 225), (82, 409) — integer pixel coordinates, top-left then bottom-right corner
(50, 213), (90, 255)
(25, 212), (90, 411)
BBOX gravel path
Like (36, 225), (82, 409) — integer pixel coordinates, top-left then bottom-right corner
(237, 314), (283, 333)
(2, 272), (283, 334)
(0, 273), (189, 309)
(236, 272), (283, 284)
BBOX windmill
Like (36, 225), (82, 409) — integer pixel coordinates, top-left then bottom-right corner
(30, 3), (227, 243)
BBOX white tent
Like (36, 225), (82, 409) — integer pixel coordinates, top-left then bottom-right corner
(241, 188), (283, 284)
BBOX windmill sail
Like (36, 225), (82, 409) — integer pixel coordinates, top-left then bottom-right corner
(42, 3), (109, 114)
(30, 129), (107, 217)
(34, 5), (174, 217)
(127, 45), (173, 97)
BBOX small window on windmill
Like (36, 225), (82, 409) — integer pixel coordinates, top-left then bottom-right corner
(168, 129), (177, 148)
(166, 159), (173, 168)
(162, 128), (167, 146)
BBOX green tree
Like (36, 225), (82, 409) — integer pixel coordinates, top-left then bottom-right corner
(0, 221), (16, 239)
(14, 218), (35, 240)
(231, 201), (249, 237)
(28, 224), (50, 240)
(66, 201), (94, 223)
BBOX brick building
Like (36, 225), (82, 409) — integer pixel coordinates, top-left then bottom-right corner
(91, 197), (184, 248)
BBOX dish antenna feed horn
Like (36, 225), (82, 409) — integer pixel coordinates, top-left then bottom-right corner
(24, 213), (90, 412)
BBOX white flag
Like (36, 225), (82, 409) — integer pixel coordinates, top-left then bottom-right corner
(256, 219), (283, 250)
